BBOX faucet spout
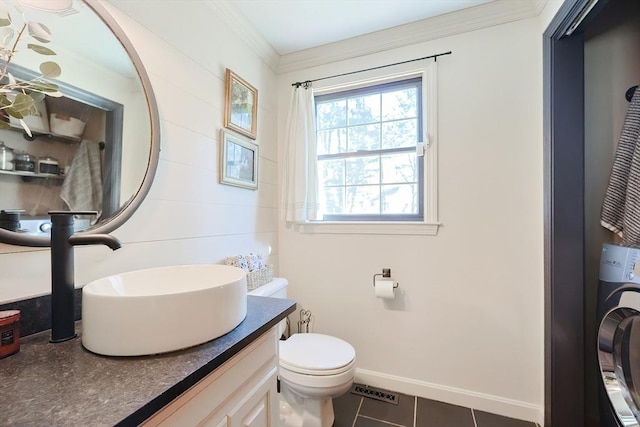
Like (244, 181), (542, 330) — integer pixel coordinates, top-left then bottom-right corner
(49, 211), (122, 343)
(68, 234), (122, 251)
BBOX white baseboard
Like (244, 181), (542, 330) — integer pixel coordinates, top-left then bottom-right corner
(355, 368), (544, 426)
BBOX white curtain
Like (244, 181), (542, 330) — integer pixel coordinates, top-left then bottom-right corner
(282, 84), (319, 222)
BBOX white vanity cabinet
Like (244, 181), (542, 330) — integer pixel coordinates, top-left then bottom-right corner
(143, 326), (280, 427)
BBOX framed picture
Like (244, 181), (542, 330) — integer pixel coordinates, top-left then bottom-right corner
(224, 69), (258, 140)
(220, 129), (258, 190)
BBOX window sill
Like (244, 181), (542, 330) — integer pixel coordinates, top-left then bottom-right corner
(292, 221), (440, 235)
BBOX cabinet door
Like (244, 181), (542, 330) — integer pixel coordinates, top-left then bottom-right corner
(226, 367), (278, 427)
(143, 327), (279, 427)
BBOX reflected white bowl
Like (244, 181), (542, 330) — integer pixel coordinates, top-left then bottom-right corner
(81, 265), (247, 356)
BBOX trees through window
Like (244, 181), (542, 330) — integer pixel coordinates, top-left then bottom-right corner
(315, 77), (424, 221)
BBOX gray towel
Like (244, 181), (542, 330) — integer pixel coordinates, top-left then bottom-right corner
(60, 140), (103, 218)
(601, 87), (640, 246)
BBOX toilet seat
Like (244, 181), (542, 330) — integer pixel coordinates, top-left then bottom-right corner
(280, 360), (354, 376)
(279, 333), (356, 376)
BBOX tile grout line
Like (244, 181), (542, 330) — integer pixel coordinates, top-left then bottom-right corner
(351, 397), (364, 427)
(357, 414), (407, 427)
(471, 408), (478, 427)
(413, 396), (417, 427)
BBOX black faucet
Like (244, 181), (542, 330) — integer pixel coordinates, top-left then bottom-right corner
(49, 211), (122, 343)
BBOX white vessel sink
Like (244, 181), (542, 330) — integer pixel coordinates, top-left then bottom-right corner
(81, 265), (247, 356)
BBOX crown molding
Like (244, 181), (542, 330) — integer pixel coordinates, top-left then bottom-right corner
(532, 0), (551, 15)
(278, 0), (548, 74)
(205, 0), (280, 72)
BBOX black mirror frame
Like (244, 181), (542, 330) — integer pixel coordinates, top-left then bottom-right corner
(0, 0), (161, 248)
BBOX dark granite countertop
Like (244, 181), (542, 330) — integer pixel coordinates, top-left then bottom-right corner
(0, 295), (295, 427)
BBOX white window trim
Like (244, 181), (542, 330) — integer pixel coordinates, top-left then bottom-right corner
(294, 61), (440, 236)
(294, 221), (439, 235)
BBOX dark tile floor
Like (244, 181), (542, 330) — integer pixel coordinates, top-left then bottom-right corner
(333, 385), (539, 427)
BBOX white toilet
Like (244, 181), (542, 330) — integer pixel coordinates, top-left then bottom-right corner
(249, 278), (356, 427)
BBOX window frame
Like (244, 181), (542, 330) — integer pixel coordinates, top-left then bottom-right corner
(295, 63), (440, 236)
(315, 77), (424, 222)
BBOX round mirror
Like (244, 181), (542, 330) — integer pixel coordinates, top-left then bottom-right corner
(0, 0), (160, 247)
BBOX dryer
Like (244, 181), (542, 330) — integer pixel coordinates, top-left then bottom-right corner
(598, 243), (640, 427)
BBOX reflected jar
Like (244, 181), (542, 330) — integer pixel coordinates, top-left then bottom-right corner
(13, 152), (37, 173)
(0, 141), (15, 171)
(38, 156), (59, 175)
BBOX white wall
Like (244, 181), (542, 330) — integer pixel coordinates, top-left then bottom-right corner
(0, 1), (279, 303)
(276, 3), (562, 424)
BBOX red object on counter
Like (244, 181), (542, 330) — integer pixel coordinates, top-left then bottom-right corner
(0, 310), (20, 358)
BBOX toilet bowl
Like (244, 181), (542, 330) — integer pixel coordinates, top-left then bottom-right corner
(279, 333), (356, 427)
(248, 279), (356, 427)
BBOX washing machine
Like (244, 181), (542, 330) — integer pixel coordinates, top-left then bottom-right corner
(598, 243), (640, 427)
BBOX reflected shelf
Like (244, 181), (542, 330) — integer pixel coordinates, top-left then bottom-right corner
(6, 124), (82, 144)
(0, 169), (64, 181)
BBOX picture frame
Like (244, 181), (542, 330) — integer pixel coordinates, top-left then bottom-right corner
(224, 68), (258, 140)
(220, 129), (259, 190)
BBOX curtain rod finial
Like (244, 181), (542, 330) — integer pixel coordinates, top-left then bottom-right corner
(292, 81), (312, 89)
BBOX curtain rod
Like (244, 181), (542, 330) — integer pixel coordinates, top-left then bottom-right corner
(291, 50), (452, 88)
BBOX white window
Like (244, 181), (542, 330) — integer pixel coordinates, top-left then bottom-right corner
(315, 78), (423, 221)
(299, 66), (439, 235)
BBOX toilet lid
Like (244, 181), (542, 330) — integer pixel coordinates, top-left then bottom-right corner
(279, 333), (355, 375)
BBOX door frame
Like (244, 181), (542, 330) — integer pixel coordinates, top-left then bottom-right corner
(543, 0), (609, 425)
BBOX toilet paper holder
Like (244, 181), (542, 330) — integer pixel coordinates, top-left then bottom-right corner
(372, 269), (399, 288)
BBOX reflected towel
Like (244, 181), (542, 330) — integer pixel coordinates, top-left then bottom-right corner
(60, 140), (103, 218)
(601, 87), (640, 246)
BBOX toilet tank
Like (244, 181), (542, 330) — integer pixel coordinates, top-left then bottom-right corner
(248, 277), (288, 299)
(248, 278), (288, 337)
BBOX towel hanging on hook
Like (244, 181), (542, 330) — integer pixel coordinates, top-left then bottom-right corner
(602, 84), (640, 245)
(626, 85), (638, 102)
